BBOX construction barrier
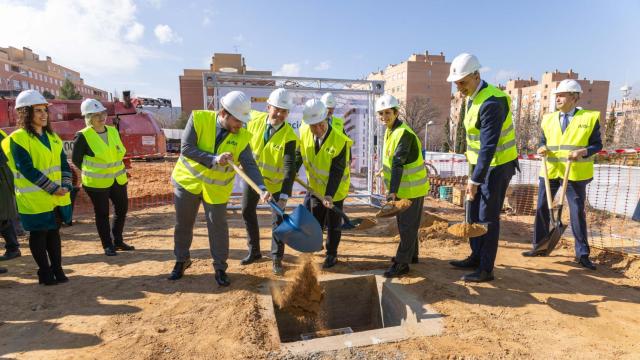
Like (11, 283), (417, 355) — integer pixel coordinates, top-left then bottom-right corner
(70, 149), (640, 256)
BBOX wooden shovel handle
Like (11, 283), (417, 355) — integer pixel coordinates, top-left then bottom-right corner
(542, 154), (556, 222)
(558, 160), (573, 205)
(229, 162), (263, 195)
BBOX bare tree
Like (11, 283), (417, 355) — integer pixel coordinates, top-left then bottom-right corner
(514, 105), (541, 153)
(603, 109), (616, 148)
(398, 96), (441, 150)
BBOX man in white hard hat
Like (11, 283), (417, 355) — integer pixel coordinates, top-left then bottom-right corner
(320, 92), (349, 137)
(169, 91), (271, 286)
(296, 99), (352, 268)
(240, 88), (298, 276)
(376, 94), (430, 278)
(446, 53), (519, 282)
(522, 79), (602, 270)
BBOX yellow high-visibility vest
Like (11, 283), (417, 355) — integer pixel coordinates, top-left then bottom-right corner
(383, 121), (429, 199)
(299, 124), (352, 201)
(464, 84), (518, 166)
(247, 111), (299, 194)
(79, 125), (128, 188)
(5, 129), (71, 215)
(540, 109), (599, 181)
(171, 110), (251, 204)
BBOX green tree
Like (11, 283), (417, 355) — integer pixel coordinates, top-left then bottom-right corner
(42, 90), (55, 100)
(58, 79), (82, 100)
(442, 116), (451, 152)
(454, 100), (466, 154)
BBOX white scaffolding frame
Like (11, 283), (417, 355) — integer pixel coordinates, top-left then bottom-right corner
(201, 72), (386, 209)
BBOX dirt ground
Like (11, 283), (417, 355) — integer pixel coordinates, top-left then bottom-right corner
(1, 198), (639, 359)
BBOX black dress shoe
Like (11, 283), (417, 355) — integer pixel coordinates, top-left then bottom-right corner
(522, 249), (547, 257)
(461, 270), (494, 282)
(449, 256), (479, 269)
(215, 269), (230, 287)
(577, 255), (596, 270)
(322, 255), (337, 269)
(37, 269), (58, 286)
(391, 256), (419, 264)
(0, 250), (21, 261)
(104, 247), (117, 256)
(114, 242), (135, 251)
(168, 259), (192, 280)
(51, 267), (69, 283)
(272, 258), (284, 276)
(0, 267), (7, 274)
(383, 262), (410, 278)
(240, 253), (262, 266)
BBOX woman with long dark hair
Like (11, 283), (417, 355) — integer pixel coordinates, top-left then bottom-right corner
(4, 90), (72, 285)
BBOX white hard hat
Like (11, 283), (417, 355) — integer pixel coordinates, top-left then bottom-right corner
(375, 94), (400, 112)
(220, 90), (251, 123)
(15, 89), (48, 109)
(267, 88), (291, 110)
(553, 79), (582, 94)
(302, 99), (327, 125)
(320, 92), (336, 108)
(447, 53), (482, 82)
(81, 98), (107, 116)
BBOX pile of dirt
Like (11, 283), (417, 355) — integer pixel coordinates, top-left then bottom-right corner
(419, 221), (452, 243)
(385, 211), (450, 237)
(272, 256), (325, 318)
(594, 249), (640, 280)
(447, 223), (487, 238)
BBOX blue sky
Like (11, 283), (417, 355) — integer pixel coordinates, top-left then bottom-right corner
(1, 0), (638, 107)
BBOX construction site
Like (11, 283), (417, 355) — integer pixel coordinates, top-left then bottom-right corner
(0, 67), (639, 360)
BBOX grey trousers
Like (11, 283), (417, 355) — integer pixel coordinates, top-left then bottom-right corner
(394, 196), (424, 264)
(173, 185), (229, 271)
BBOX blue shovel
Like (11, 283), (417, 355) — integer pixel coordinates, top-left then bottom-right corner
(229, 162), (323, 253)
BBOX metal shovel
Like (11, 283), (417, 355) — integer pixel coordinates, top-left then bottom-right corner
(535, 158), (572, 255)
(230, 162), (323, 253)
(295, 177), (377, 231)
(447, 193), (488, 238)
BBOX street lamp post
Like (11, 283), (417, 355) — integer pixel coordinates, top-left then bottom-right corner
(423, 120), (434, 154)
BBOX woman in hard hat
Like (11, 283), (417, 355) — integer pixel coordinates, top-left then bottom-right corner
(376, 94), (429, 278)
(4, 90), (72, 285)
(72, 99), (134, 256)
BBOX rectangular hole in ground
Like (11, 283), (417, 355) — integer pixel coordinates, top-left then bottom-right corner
(270, 275), (383, 343)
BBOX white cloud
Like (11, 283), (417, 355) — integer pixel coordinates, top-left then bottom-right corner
(125, 22), (145, 42)
(494, 69), (519, 84)
(202, 16), (211, 26)
(0, 0), (157, 76)
(274, 63), (301, 77)
(154, 24), (182, 44)
(232, 34), (245, 42)
(479, 66), (491, 73)
(314, 61), (331, 71)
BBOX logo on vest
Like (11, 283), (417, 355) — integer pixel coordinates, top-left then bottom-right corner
(271, 143), (283, 151)
(325, 147), (336, 156)
(577, 124), (590, 129)
(226, 140), (238, 146)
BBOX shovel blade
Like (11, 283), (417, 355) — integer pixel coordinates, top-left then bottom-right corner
(544, 223), (567, 255)
(273, 205), (323, 253)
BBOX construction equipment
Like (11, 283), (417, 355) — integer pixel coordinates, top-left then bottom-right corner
(375, 94), (400, 112)
(534, 158), (573, 255)
(447, 193), (488, 238)
(552, 79), (583, 94)
(220, 91), (251, 122)
(376, 199), (412, 218)
(295, 176), (377, 231)
(0, 93), (166, 158)
(230, 162), (323, 253)
(14, 89), (48, 108)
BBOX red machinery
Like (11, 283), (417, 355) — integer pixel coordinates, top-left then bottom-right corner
(0, 95), (166, 158)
